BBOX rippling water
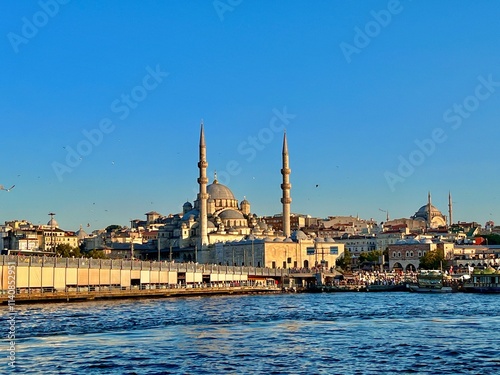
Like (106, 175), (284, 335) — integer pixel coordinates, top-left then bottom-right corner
(3, 293), (500, 374)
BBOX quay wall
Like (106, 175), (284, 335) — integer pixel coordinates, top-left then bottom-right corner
(0, 255), (290, 294)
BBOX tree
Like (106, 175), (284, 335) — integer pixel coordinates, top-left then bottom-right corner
(336, 249), (352, 270)
(419, 248), (445, 270)
(359, 250), (383, 263)
(56, 244), (82, 258)
(106, 224), (123, 233)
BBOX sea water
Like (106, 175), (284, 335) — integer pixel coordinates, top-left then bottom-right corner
(3, 293), (500, 374)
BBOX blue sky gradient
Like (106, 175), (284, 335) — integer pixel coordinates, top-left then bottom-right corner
(1, 0), (499, 231)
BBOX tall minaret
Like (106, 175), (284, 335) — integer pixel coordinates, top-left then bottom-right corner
(448, 191), (453, 227)
(198, 122), (209, 247)
(281, 132), (292, 238)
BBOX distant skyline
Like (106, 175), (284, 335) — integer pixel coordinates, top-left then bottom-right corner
(1, 1), (500, 231)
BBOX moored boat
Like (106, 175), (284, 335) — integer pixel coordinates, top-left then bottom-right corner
(462, 268), (500, 293)
(408, 269), (456, 293)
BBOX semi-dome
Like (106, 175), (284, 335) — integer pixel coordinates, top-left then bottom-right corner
(181, 209), (199, 221)
(207, 180), (236, 200)
(219, 209), (244, 220)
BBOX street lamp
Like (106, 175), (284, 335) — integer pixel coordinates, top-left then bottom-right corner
(157, 234), (161, 261)
(48, 212), (56, 253)
(251, 238), (255, 267)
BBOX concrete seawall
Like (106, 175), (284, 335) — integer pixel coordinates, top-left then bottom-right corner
(1, 255), (288, 304)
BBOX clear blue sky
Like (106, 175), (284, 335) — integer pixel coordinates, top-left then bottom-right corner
(1, 0), (500, 231)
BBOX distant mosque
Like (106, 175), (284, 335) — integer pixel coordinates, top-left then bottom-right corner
(410, 192), (451, 229)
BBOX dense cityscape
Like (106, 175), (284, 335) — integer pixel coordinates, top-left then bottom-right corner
(2, 125), (499, 274)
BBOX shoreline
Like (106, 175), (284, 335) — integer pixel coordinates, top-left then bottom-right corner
(1, 286), (283, 305)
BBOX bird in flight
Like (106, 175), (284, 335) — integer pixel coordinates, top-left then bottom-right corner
(0, 184), (15, 192)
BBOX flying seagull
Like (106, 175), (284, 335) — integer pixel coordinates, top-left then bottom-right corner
(0, 184), (15, 192)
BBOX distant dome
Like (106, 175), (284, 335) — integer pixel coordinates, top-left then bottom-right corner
(421, 238), (433, 244)
(291, 230), (308, 241)
(273, 237), (282, 242)
(258, 222), (268, 230)
(396, 240), (407, 245)
(75, 227), (88, 240)
(47, 218), (58, 228)
(315, 237), (325, 242)
(219, 210), (245, 220)
(325, 237), (335, 243)
(183, 201), (193, 208)
(207, 180), (236, 200)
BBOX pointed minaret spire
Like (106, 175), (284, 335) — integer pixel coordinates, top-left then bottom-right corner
(281, 132), (292, 238)
(448, 191), (453, 227)
(198, 122), (209, 247)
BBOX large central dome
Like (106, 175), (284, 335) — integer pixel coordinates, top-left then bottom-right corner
(207, 180), (235, 200)
(413, 204), (442, 219)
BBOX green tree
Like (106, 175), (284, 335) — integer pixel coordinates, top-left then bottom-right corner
(336, 249), (352, 270)
(105, 224), (123, 233)
(359, 250), (383, 263)
(56, 244), (82, 258)
(419, 248), (445, 270)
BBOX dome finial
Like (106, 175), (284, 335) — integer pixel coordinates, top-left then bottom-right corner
(214, 170), (218, 183)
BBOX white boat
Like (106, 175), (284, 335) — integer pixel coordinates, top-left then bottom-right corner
(407, 270), (456, 293)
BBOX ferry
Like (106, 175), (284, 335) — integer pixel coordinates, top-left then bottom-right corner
(407, 269), (456, 293)
(462, 268), (500, 293)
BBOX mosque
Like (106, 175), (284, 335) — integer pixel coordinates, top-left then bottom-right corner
(156, 124), (344, 269)
(410, 192), (450, 229)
